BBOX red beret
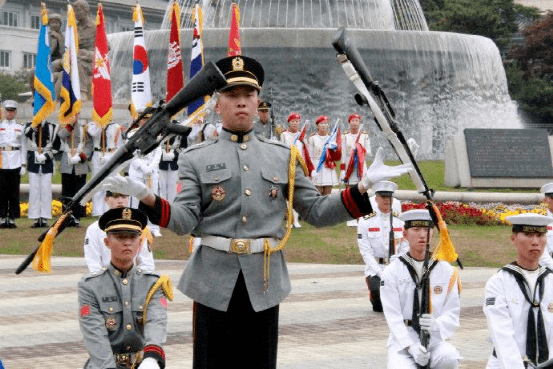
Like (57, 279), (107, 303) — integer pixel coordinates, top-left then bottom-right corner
(287, 112), (301, 122)
(348, 113), (361, 123)
(315, 115), (329, 125)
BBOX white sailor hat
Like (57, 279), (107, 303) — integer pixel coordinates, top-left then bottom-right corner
(540, 183), (553, 196)
(505, 213), (553, 233)
(372, 181), (398, 196)
(3, 100), (17, 110)
(400, 209), (434, 229)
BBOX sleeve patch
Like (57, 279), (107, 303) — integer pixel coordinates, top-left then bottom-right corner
(485, 297), (496, 306)
(80, 305), (90, 317)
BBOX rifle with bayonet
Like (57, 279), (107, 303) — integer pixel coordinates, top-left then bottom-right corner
(15, 60), (226, 275)
(332, 27), (462, 367)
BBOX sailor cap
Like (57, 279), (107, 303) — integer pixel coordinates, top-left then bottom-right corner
(400, 209), (434, 229)
(372, 181), (398, 196)
(505, 213), (553, 233)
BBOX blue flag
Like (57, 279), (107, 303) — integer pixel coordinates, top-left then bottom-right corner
(32, 5), (55, 127)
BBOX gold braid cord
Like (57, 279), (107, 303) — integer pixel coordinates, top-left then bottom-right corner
(32, 212), (71, 273)
(142, 275), (174, 325)
(429, 202), (459, 264)
(263, 145), (309, 292)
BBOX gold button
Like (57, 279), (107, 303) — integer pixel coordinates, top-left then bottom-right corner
(137, 269), (142, 274)
(114, 270), (120, 276)
(245, 189), (251, 196)
(125, 301), (129, 307)
(243, 165), (249, 171)
(139, 305), (143, 310)
(122, 279), (128, 285)
(240, 143), (247, 150)
(273, 176), (279, 181)
(126, 324), (132, 331)
(126, 346), (131, 351)
(242, 216), (247, 223)
(244, 135), (250, 142)
(231, 134), (238, 142)
(214, 177), (219, 181)
(109, 307), (114, 312)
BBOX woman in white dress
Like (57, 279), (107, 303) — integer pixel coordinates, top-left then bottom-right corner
(308, 115), (339, 195)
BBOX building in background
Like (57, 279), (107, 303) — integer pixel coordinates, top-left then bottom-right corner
(0, 0), (167, 73)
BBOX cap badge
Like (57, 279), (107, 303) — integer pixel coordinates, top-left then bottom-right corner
(212, 185), (226, 202)
(122, 208), (132, 220)
(232, 57), (244, 71)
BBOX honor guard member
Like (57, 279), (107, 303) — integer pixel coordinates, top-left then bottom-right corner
(127, 110), (162, 237)
(539, 183), (553, 270)
(55, 114), (93, 227)
(84, 191), (155, 273)
(341, 113), (372, 226)
(253, 100), (279, 140)
(357, 181), (407, 312)
(484, 213), (553, 369)
(102, 55), (413, 369)
(24, 119), (59, 228)
(0, 100), (26, 229)
(381, 209), (461, 369)
(87, 121), (124, 216)
(308, 115), (339, 195)
(158, 136), (182, 202)
(280, 112), (303, 228)
(78, 207), (169, 369)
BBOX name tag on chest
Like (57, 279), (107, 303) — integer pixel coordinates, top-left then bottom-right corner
(206, 163), (226, 172)
(102, 296), (118, 302)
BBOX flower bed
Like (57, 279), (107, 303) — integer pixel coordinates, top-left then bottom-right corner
(20, 200), (93, 217)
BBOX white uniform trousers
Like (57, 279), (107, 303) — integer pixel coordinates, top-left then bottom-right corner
(28, 170), (53, 220)
(389, 337), (460, 369)
(159, 168), (178, 202)
(91, 152), (106, 216)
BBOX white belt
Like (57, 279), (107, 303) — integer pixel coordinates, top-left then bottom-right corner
(201, 236), (279, 254)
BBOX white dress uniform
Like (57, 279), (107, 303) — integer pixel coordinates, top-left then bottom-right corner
(158, 137), (181, 202)
(341, 130), (371, 184)
(380, 255), (462, 368)
(0, 117), (26, 167)
(484, 264), (553, 368)
(308, 133), (338, 186)
(83, 219), (155, 273)
(370, 195), (402, 215)
(87, 122), (123, 216)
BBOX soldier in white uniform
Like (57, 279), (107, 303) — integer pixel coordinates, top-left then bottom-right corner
(308, 115), (339, 195)
(87, 121), (123, 216)
(24, 120), (59, 228)
(484, 213), (553, 369)
(341, 113), (372, 226)
(127, 111), (162, 237)
(539, 183), (553, 271)
(0, 100), (26, 228)
(357, 181), (407, 312)
(280, 112), (303, 228)
(381, 209), (461, 369)
(84, 191), (155, 273)
(158, 136), (182, 202)
(102, 55), (413, 369)
(78, 207), (169, 369)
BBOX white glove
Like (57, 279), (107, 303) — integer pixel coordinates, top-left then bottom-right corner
(36, 153), (47, 163)
(360, 147), (413, 190)
(137, 357), (160, 369)
(408, 343), (430, 366)
(102, 175), (152, 200)
(141, 162), (153, 174)
(19, 166), (26, 176)
(420, 313), (437, 333)
(163, 151), (175, 161)
(70, 154), (81, 165)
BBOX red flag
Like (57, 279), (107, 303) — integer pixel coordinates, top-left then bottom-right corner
(227, 3), (241, 56)
(328, 128), (342, 162)
(166, 0), (184, 102)
(92, 3), (112, 127)
(297, 124), (315, 175)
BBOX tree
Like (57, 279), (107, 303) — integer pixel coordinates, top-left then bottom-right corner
(0, 71), (29, 103)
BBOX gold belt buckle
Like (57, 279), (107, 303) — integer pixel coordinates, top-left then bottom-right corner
(230, 239), (251, 254)
(115, 354), (131, 367)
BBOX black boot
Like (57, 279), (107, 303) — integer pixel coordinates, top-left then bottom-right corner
(40, 218), (49, 228)
(31, 219), (41, 228)
(8, 218), (16, 229)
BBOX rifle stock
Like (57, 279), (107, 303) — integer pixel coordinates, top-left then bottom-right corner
(15, 61), (226, 275)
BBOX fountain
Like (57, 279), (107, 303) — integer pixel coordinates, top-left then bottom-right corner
(107, 0), (522, 159)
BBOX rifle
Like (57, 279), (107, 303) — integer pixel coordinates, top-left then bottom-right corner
(15, 61), (226, 274)
(332, 27), (462, 366)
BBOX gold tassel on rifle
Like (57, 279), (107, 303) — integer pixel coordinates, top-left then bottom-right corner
(429, 202), (459, 264)
(32, 213), (70, 273)
(142, 275), (174, 325)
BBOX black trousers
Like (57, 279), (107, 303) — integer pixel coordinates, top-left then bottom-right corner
(0, 168), (21, 218)
(61, 172), (86, 218)
(193, 272), (279, 369)
(366, 275), (383, 312)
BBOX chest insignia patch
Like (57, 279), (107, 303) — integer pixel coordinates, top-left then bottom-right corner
(434, 285), (443, 295)
(269, 185), (279, 201)
(368, 227), (380, 232)
(206, 163), (226, 172)
(105, 316), (117, 330)
(548, 302), (553, 313)
(211, 186), (226, 201)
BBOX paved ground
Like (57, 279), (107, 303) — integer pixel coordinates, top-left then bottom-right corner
(0, 255), (495, 368)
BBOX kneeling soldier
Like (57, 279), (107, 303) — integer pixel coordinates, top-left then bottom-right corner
(78, 207), (171, 369)
(484, 213), (553, 369)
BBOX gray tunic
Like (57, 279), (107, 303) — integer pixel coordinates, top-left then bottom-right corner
(158, 130), (364, 312)
(57, 121), (93, 176)
(78, 264), (167, 369)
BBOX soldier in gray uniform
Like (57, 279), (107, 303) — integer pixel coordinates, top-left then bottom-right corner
(253, 100), (279, 140)
(78, 207), (169, 369)
(103, 55), (413, 369)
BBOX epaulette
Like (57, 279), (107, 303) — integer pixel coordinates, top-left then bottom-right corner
(83, 267), (109, 280)
(363, 212), (377, 220)
(138, 269), (161, 278)
(183, 138), (217, 154)
(393, 211), (401, 218)
(258, 135), (289, 149)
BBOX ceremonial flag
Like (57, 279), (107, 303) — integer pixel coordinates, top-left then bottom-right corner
(166, 0), (184, 103)
(187, 4), (208, 118)
(227, 3), (241, 56)
(58, 4), (81, 125)
(344, 130), (367, 181)
(295, 122), (315, 175)
(92, 3), (112, 127)
(130, 4), (152, 119)
(32, 3), (56, 128)
(315, 124), (341, 173)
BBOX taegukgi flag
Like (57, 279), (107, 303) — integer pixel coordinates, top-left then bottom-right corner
(130, 3), (152, 119)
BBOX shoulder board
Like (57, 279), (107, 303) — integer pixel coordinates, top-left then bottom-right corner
(363, 212), (377, 220)
(393, 211), (401, 218)
(183, 138), (217, 154)
(138, 269), (161, 278)
(258, 136), (289, 149)
(83, 267), (109, 280)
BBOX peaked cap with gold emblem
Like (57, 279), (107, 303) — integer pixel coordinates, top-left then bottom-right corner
(215, 55), (264, 92)
(99, 207), (148, 234)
